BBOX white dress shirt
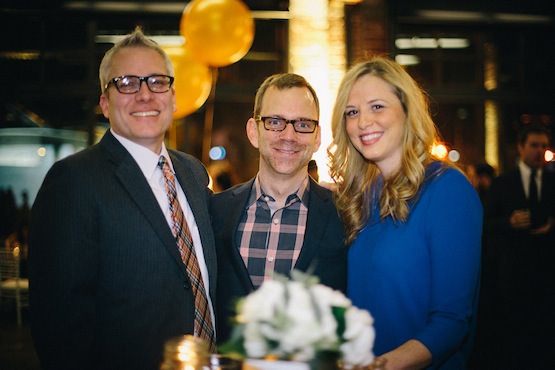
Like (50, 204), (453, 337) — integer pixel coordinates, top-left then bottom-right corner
(111, 129), (215, 328)
(518, 160), (542, 199)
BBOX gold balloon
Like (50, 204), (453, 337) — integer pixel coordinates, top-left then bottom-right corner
(164, 45), (213, 119)
(180, 0), (255, 67)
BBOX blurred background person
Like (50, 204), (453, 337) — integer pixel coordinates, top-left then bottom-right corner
(466, 161), (497, 368)
(208, 160), (238, 193)
(467, 162), (495, 205)
(1, 187), (17, 248)
(484, 123), (555, 369)
(308, 158), (319, 182)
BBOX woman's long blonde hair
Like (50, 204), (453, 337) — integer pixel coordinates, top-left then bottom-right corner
(328, 56), (440, 244)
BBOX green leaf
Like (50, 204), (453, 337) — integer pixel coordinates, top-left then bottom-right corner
(332, 306), (346, 338)
(218, 325), (247, 358)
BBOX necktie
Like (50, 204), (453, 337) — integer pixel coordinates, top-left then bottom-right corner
(158, 156), (215, 351)
(529, 168), (540, 228)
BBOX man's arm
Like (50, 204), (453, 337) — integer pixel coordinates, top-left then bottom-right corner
(29, 160), (98, 370)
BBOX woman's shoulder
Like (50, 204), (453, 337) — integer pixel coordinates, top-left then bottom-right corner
(425, 161), (469, 186)
(417, 162), (482, 224)
(422, 162), (478, 204)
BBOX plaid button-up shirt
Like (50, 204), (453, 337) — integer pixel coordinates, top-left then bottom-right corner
(236, 176), (309, 288)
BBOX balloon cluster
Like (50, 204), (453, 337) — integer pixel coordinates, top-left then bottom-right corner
(165, 0), (255, 119)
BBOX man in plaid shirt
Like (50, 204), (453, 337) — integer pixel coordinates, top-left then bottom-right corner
(211, 73), (346, 344)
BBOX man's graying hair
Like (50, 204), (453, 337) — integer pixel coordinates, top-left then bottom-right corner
(98, 26), (174, 93)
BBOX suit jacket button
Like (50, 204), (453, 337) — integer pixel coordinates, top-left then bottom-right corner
(183, 281), (191, 289)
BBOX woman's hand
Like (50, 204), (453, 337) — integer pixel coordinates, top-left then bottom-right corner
(377, 339), (432, 370)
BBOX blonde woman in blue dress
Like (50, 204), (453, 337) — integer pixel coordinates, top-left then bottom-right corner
(328, 56), (482, 369)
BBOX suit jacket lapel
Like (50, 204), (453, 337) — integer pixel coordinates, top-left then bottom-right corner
(220, 179), (335, 289)
(295, 180), (331, 272)
(101, 132), (187, 275)
(513, 169), (528, 205)
(228, 180), (257, 291)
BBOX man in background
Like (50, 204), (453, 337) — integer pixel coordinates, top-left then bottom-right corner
(485, 124), (555, 369)
(308, 158), (319, 182)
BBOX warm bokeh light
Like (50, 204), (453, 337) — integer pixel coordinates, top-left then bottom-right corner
(484, 100), (499, 170)
(483, 43), (500, 170)
(289, 0), (346, 183)
(545, 149), (554, 162)
(37, 147), (47, 157)
(431, 143), (448, 159)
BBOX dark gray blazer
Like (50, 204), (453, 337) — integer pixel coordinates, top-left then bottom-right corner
(210, 177), (346, 343)
(29, 130), (216, 370)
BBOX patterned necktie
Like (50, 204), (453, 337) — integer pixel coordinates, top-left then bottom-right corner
(158, 156), (215, 351)
(529, 168), (540, 228)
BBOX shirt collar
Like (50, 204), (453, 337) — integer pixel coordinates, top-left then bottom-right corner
(518, 160), (542, 179)
(111, 128), (170, 179)
(246, 174), (311, 208)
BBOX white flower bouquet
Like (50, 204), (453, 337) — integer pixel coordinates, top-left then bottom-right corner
(219, 271), (375, 368)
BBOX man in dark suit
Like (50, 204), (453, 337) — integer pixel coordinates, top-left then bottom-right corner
(29, 28), (216, 370)
(485, 124), (555, 369)
(211, 73), (346, 344)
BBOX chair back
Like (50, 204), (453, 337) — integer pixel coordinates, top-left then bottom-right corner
(0, 247), (21, 280)
(0, 246), (29, 326)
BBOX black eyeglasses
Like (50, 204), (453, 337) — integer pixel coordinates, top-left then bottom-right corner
(104, 74), (175, 94)
(256, 115), (319, 133)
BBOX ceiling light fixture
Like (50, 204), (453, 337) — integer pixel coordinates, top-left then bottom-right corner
(395, 37), (470, 49)
(65, 1), (290, 19)
(395, 54), (419, 66)
(417, 9), (552, 24)
(95, 34), (185, 45)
